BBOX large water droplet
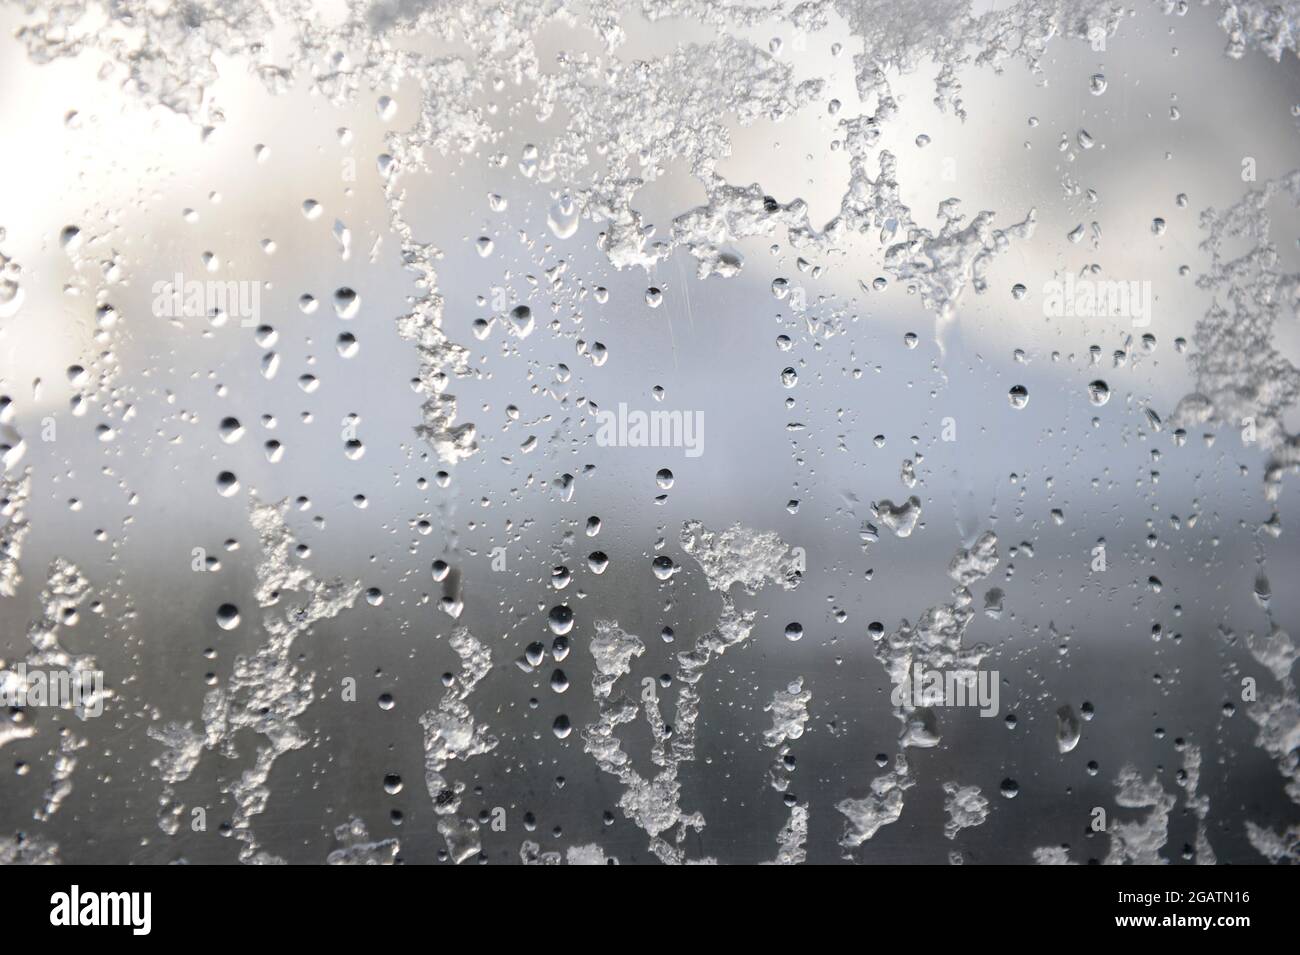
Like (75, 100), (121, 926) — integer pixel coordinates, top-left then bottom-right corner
(547, 605), (574, 635)
(216, 603), (241, 630)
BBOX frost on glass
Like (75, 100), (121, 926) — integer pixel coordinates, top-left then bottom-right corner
(0, 0), (1297, 864)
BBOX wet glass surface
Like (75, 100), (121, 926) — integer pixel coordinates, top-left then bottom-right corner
(0, 0), (1298, 864)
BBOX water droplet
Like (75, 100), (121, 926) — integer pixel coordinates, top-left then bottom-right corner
(547, 196), (580, 239)
(547, 605), (574, 635)
(216, 603), (241, 630)
(334, 287), (359, 318)
(525, 641), (546, 667)
(1056, 705), (1081, 753)
(219, 417), (244, 443)
(509, 305), (534, 338)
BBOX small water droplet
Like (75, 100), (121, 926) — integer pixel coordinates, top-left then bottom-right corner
(552, 714), (572, 739)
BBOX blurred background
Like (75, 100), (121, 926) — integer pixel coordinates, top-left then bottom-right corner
(0, 0), (1298, 863)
